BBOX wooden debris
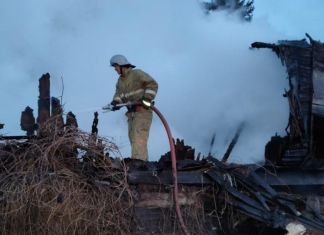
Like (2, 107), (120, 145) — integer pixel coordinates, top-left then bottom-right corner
(66, 111), (78, 128)
(0, 135), (28, 140)
(37, 73), (50, 127)
(51, 97), (64, 131)
(222, 122), (245, 162)
(252, 36), (324, 165)
(20, 106), (37, 136)
(159, 139), (196, 170)
(91, 111), (99, 136)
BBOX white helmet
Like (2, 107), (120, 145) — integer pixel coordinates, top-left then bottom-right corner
(110, 54), (135, 67)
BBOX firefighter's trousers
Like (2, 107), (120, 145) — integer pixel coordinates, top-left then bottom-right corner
(126, 109), (152, 161)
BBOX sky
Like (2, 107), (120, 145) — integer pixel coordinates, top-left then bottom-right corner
(1, 0), (324, 163)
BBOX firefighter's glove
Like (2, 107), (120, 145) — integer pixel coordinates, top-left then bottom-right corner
(111, 100), (121, 111)
(102, 101), (121, 111)
(141, 99), (152, 109)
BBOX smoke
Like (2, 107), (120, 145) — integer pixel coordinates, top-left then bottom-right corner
(253, 0), (324, 40)
(0, 0), (289, 163)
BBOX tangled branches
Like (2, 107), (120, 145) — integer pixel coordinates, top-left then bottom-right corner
(0, 127), (133, 235)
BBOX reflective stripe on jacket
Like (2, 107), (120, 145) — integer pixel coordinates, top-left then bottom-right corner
(113, 69), (158, 104)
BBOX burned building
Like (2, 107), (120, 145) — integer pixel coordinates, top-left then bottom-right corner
(252, 34), (324, 167)
(1, 35), (324, 234)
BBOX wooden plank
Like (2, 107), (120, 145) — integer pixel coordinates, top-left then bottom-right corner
(0, 135), (29, 140)
(135, 192), (195, 208)
(128, 170), (212, 185)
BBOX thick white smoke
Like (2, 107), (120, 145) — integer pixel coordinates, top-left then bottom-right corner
(0, 0), (290, 163)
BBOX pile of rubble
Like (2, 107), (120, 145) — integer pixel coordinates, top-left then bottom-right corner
(1, 131), (324, 234)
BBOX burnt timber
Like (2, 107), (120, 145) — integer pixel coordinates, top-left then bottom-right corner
(126, 154), (324, 233)
(37, 73), (50, 126)
(252, 34), (324, 167)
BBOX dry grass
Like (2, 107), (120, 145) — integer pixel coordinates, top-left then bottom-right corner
(0, 124), (133, 235)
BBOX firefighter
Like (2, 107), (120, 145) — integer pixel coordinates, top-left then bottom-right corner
(104, 54), (158, 161)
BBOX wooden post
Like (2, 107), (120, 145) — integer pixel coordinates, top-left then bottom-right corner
(20, 106), (36, 136)
(51, 97), (64, 130)
(66, 111), (78, 129)
(91, 112), (99, 136)
(37, 73), (50, 126)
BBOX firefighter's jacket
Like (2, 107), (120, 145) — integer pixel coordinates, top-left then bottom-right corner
(112, 69), (158, 105)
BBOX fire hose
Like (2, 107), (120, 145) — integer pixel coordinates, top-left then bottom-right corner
(103, 102), (190, 235)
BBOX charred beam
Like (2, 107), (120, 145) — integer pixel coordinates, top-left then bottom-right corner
(206, 165), (324, 232)
(51, 97), (62, 116)
(91, 112), (99, 136)
(128, 170), (212, 185)
(251, 42), (281, 57)
(159, 139), (195, 167)
(251, 42), (276, 49)
(20, 106), (37, 136)
(51, 97), (64, 130)
(37, 73), (50, 126)
(66, 111), (78, 129)
(0, 135), (29, 140)
(306, 33), (315, 44)
(208, 133), (216, 156)
(222, 122), (245, 162)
